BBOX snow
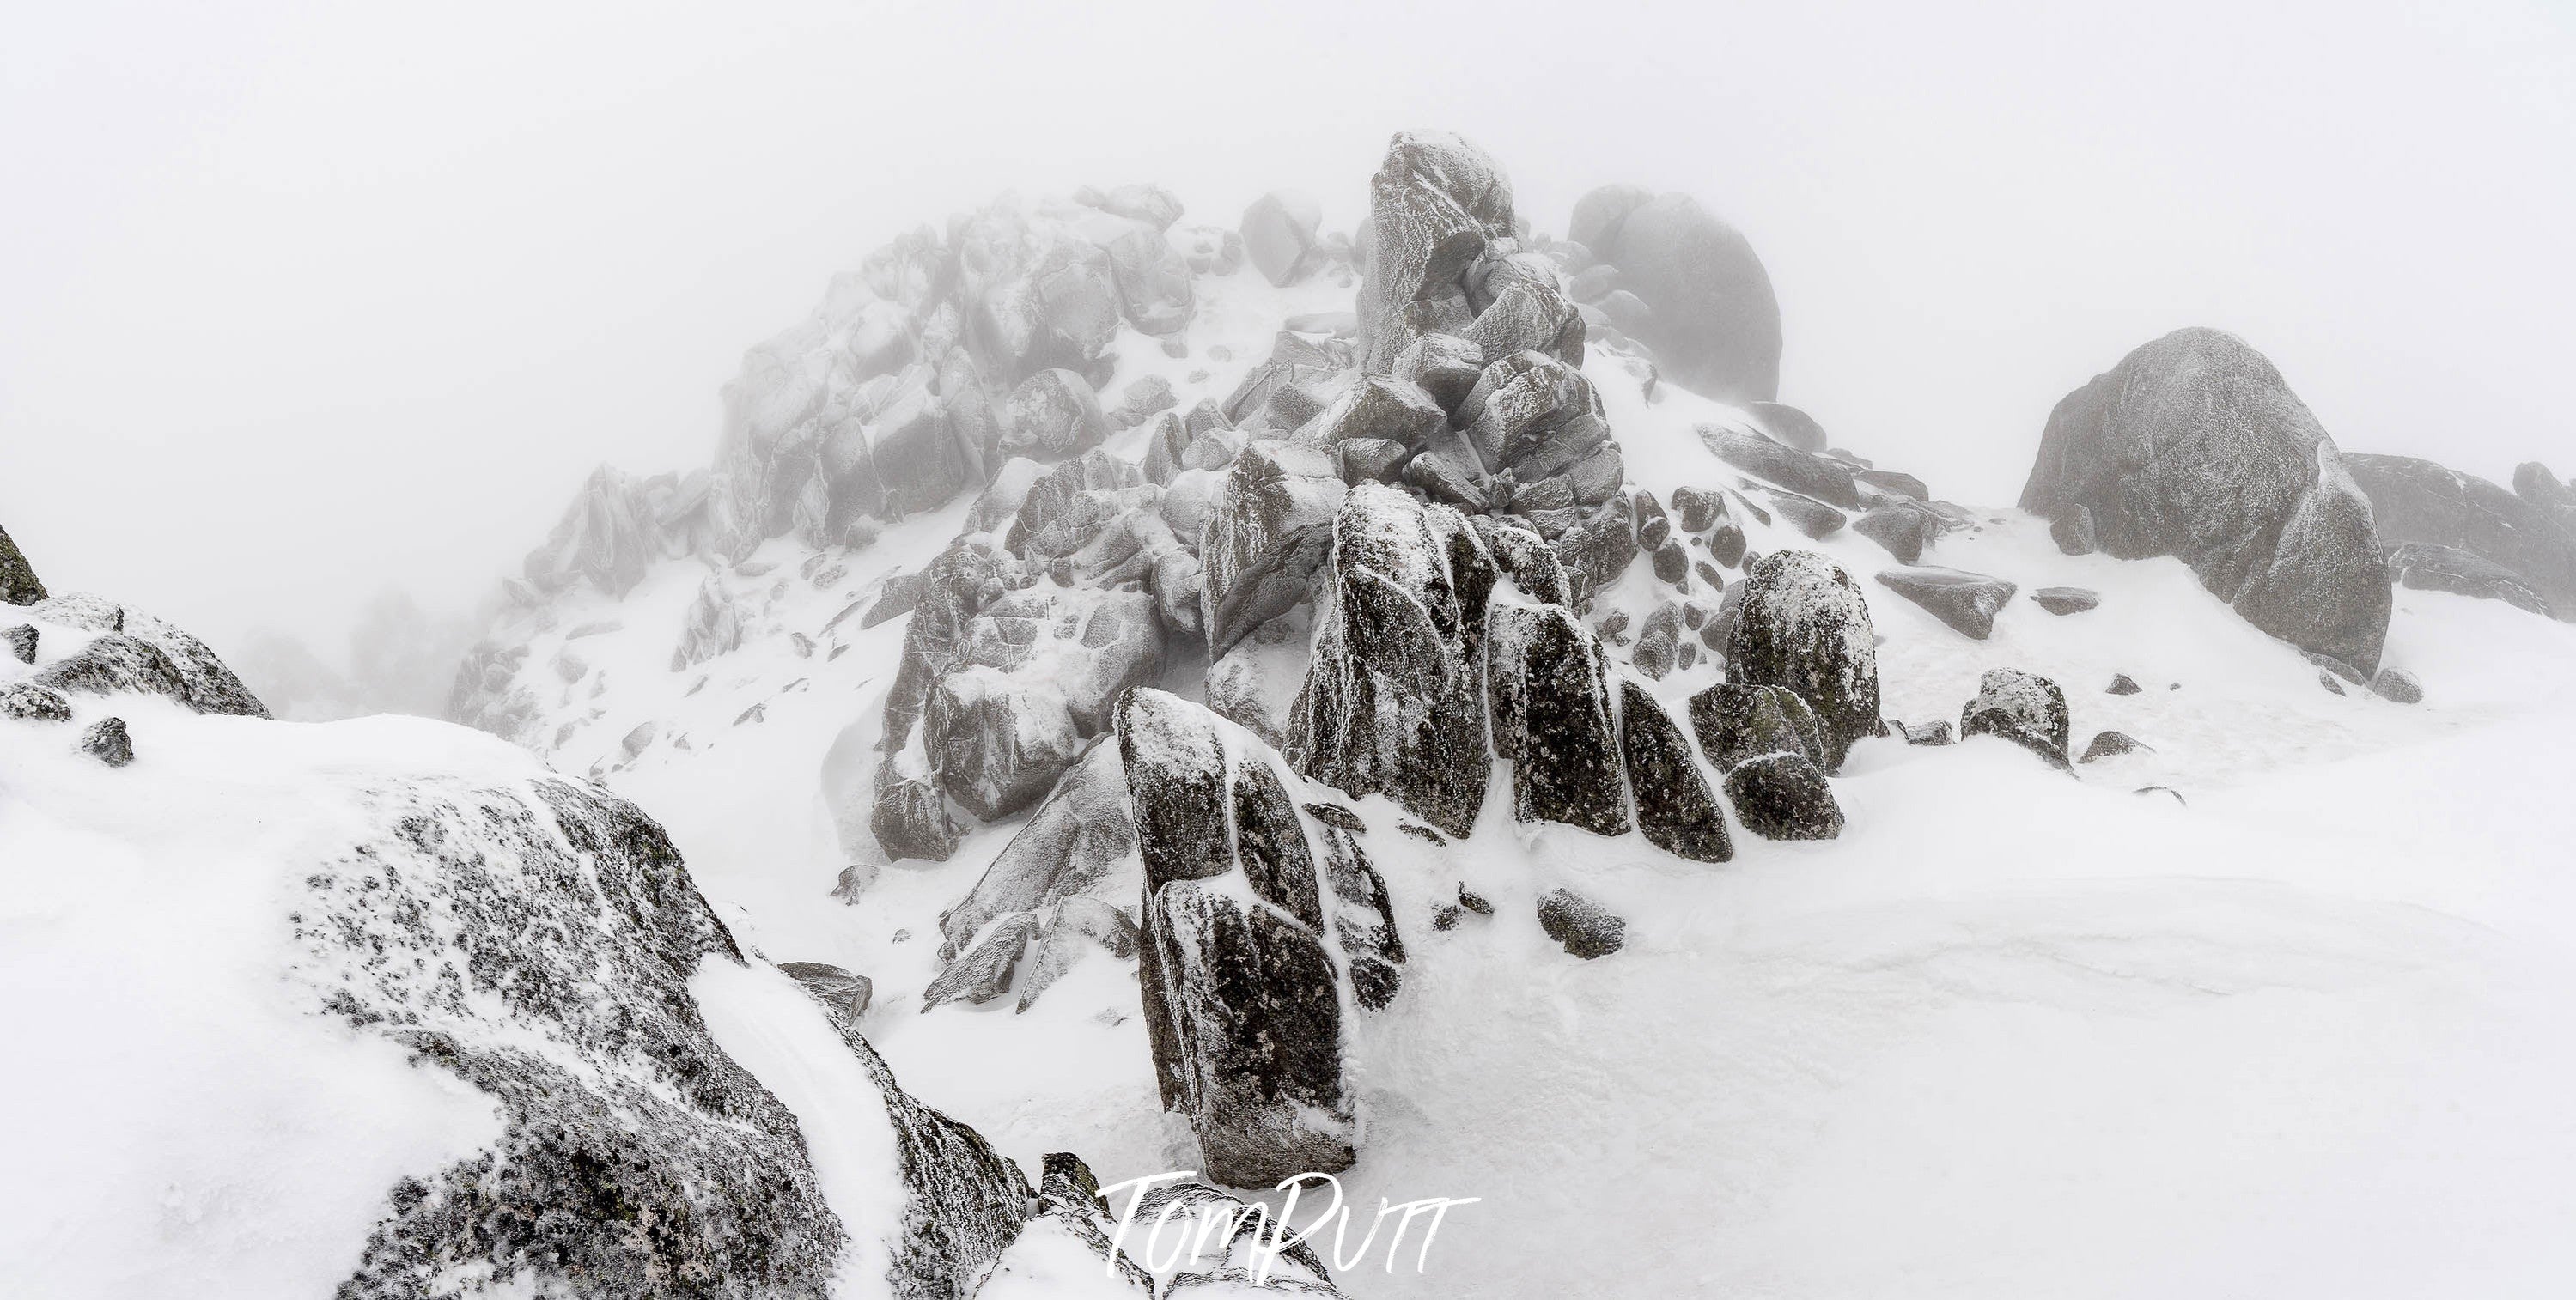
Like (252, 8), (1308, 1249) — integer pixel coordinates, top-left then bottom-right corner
(19, 193), (2576, 1297)
(0, 696), (509, 1300)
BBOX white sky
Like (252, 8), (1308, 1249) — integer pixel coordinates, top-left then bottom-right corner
(5, 0), (2573, 653)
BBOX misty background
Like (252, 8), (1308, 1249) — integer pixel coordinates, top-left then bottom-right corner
(5, 0), (2572, 704)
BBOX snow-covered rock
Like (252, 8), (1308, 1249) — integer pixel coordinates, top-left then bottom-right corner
(1725, 550), (1881, 770)
(2023, 327), (2392, 671)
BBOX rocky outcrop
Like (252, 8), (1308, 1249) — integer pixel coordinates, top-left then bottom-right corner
(1873, 566), (2019, 640)
(1959, 667), (2071, 768)
(1570, 187), (1781, 404)
(1120, 689), (1362, 1188)
(1357, 131), (1525, 374)
(305, 770), (1032, 1300)
(2346, 453), (2576, 618)
(26, 596), (271, 718)
(1725, 551), (1879, 771)
(923, 586), (1162, 822)
(2022, 328), (2390, 671)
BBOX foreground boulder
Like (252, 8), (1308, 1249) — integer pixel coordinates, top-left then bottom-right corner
(1725, 550), (1880, 770)
(2021, 328), (2390, 672)
(1120, 690), (1361, 1187)
(1617, 683), (1732, 863)
(1723, 753), (1844, 841)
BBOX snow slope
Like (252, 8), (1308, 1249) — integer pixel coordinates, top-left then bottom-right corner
(405, 185), (2576, 1296)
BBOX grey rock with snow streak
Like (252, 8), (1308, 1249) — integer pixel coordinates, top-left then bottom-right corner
(2384, 542), (2550, 616)
(5, 623), (32, 664)
(1854, 500), (1940, 563)
(2023, 328), (2390, 671)
(1489, 603), (1629, 836)
(0, 681), (73, 722)
(2078, 730), (2150, 763)
(79, 715), (134, 767)
(1688, 682), (1827, 773)
(1873, 566), (2019, 640)
(2372, 666), (2424, 704)
(1698, 425), (1861, 509)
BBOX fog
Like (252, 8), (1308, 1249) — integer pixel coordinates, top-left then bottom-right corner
(6, 0), (2572, 665)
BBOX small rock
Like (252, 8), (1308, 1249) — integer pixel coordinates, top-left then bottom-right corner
(2372, 667), (2423, 704)
(1959, 667), (2070, 768)
(776, 962), (874, 1023)
(2049, 504), (2098, 556)
(1536, 888), (1626, 959)
(2078, 730), (2149, 763)
(1873, 566), (2019, 640)
(2106, 673), (2142, 696)
(1722, 752), (1845, 840)
(0, 682), (73, 722)
(1895, 719), (1953, 745)
(2134, 785), (2187, 806)
(79, 716), (133, 767)
(2031, 586), (2100, 615)
(1457, 887), (1494, 916)
(5, 623), (32, 665)
(619, 720), (657, 759)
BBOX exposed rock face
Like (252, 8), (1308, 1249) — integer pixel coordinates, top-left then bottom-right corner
(2022, 328), (2390, 671)
(1537, 888), (1627, 959)
(2346, 453), (2576, 618)
(671, 575), (745, 671)
(1725, 551), (1880, 771)
(930, 743), (1142, 1011)
(1617, 683), (1731, 863)
(1358, 131), (1520, 374)
(1120, 689), (1360, 1188)
(0, 522), (44, 605)
(1573, 188), (1781, 404)
(1488, 604), (1628, 836)
(308, 775), (1032, 1300)
(1287, 484), (1497, 838)
(5, 622), (32, 664)
(1200, 440), (1347, 659)
(1722, 753), (1844, 841)
(1873, 566), (2019, 640)
(2384, 543), (2549, 616)
(1240, 191), (1325, 287)
(1959, 667), (2071, 768)
(924, 586), (1162, 821)
(526, 465), (661, 596)
(1002, 368), (1111, 461)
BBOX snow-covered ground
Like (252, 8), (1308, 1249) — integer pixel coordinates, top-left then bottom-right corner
(429, 247), (2576, 1296)
(15, 204), (2576, 1296)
